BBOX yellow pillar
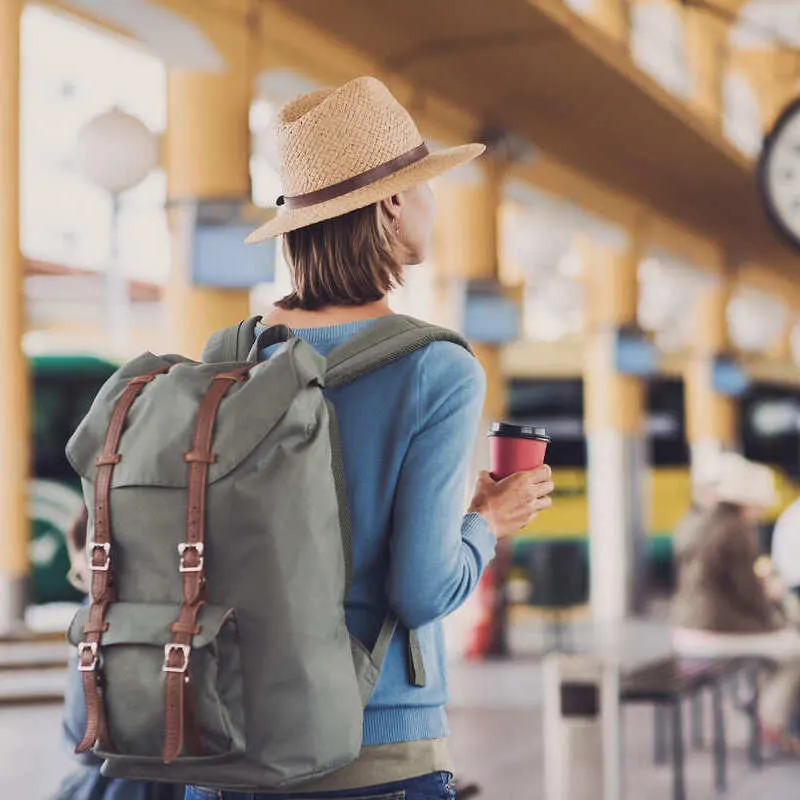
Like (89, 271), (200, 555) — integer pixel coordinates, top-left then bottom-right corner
(684, 276), (737, 477)
(768, 318), (795, 363)
(435, 158), (511, 655)
(683, 6), (729, 127)
(582, 232), (647, 623)
(588, 0), (629, 45)
(435, 160), (506, 420)
(165, 62), (252, 359)
(730, 46), (800, 133)
(0, 0), (29, 633)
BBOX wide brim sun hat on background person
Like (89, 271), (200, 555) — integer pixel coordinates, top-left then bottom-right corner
(245, 76), (485, 242)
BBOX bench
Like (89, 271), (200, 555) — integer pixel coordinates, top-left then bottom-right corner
(620, 656), (766, 800)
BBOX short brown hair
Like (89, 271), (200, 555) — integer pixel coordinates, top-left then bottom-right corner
(276, 202), (404, 311)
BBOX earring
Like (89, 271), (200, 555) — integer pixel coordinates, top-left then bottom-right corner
(394, 217), (401, 239)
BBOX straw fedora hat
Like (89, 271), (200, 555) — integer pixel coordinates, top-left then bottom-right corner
(246, 76), (485, 242)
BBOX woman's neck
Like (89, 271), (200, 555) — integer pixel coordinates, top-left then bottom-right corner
(262, 299), (393, 329)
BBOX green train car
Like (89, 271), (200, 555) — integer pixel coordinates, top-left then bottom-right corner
(29, 353), (117, 604)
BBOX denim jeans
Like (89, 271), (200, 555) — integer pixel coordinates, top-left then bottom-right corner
(184, 771), (456, 800)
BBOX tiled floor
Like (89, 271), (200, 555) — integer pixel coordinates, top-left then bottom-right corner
(3, 614), (800, 799)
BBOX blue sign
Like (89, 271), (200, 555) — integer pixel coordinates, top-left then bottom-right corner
(190, 199), (275, 289)
(712, 357), (750, 397)
(614, 328), (659, 377)
(463, 286), (520, 344)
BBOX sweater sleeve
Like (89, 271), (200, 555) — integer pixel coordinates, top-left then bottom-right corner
(386, 342), (497, 630)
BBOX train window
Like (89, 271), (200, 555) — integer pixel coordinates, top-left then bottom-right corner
(33, 372), (109, 481)
(742, 386), (800, 478)
(647, 379), (689, 467)
(507, 379), (586, 468)
(508, 377), (690, 469)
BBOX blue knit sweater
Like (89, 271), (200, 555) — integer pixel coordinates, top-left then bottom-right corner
(259, 319), (496, 745)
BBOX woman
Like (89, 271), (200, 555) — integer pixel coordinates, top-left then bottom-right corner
(186, 77), (554, 799)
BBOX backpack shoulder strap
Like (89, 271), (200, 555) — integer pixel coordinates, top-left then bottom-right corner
(200, 316), (263, 363)
(325, 315), (472, 388)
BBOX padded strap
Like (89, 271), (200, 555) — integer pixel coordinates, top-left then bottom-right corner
(325, 315), (472, 388)
(369, 614), (426, 688)
(370, 614), (399, 669)
(408, 630), (427, 687)
(326, 401), (353, 594)
(200, 316), (263, 363)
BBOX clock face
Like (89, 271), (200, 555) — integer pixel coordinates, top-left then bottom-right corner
(759, 97), (800, 251)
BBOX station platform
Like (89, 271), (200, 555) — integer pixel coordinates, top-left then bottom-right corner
(2, 613), (800, 799)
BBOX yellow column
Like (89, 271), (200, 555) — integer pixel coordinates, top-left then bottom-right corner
(0, 0), (29, 633)
(582, 232), (647, 623)
(730, 46), (800, 133)
(435, 160), (506, 419)
(165, 61), (252, 359)
(768, 317), (795, 363)
(588, 0), (629, 45)
(683, 6), (729, 127)
(435, 159), (509, 656)
(684, 276), (737, 477)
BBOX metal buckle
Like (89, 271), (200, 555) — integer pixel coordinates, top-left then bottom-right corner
(77, 641), (99, 672)
(88, 542), (111, 572)
(178, 542), (204, 573)
(163, 643), (191, 673)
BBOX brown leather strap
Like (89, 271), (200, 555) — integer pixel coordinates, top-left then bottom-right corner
(162, 364), (256, 763)
(75, 365), (171, 755)
(277, 143), (429, 210)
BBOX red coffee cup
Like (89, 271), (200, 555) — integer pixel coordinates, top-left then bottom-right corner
(488, 422), (550, 480)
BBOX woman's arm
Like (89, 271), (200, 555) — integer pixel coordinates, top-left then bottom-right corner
(386, 343), (496, 630)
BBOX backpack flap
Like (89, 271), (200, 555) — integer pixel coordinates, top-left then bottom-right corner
(65, 339), (325, 489)
(67, 602), (245, 762)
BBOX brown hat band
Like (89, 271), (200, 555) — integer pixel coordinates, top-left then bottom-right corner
(277, 142), (430, 211)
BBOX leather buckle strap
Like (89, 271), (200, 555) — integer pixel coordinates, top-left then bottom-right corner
(88, 542), (111, 572)
(163, 643), (191, 674)
(162, 366), (250, 763)
(184, 450), (216, 464)
(212, 370), (250, 383)
(75, 363), (172, 756)
(178, 542), (204, 573)
(77, 642), (99, 672)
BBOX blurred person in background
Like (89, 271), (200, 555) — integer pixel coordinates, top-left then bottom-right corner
(54, 505), (183, 800)
(672, 453), (780, 638)
(671, 453), (800, 750)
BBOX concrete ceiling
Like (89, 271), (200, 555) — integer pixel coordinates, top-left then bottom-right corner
(270, 0), (800, 271)
(59, 0), (225, 71)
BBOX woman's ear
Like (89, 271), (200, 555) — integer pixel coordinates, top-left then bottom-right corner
(380, 193), (404, 219)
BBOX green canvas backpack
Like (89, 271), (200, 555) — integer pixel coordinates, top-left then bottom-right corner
(65, 315), (471, 791)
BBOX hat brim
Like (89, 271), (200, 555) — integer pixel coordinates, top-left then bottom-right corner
(245, 143), (485, 242)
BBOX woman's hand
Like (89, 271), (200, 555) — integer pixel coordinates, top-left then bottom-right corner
(468, 465), (554, 539)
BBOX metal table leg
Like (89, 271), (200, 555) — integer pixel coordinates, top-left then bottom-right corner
(712, 683), (727, 793)
(747, 666), (762, 768)
(654, 704), (669, 765)
(671, 699), (686, 800)
(690, 692), (704, 750)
